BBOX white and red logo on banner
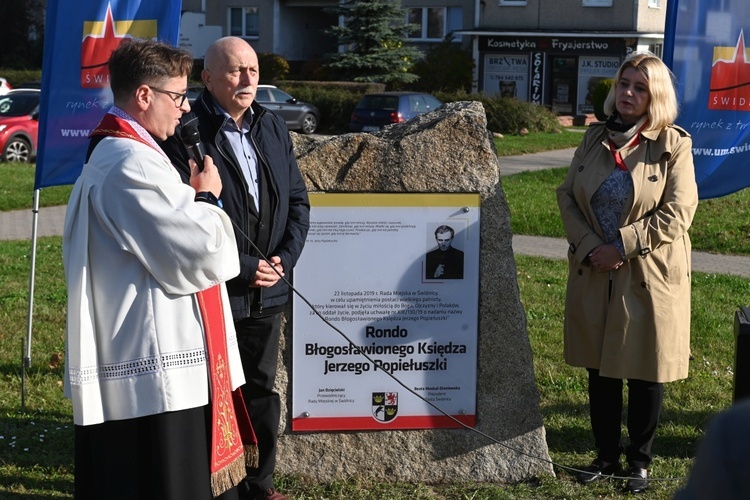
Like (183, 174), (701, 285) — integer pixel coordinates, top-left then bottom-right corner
(665, 0), (750, 199)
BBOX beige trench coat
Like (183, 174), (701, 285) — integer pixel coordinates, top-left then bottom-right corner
(556, 123), (698, 383)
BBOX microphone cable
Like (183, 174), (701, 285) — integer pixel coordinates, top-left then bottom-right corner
(228, 219), (688, 486)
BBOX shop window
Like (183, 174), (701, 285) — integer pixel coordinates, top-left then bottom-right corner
(407, 7), (462, 41)
(229, 7), (259, 39)
(551, 56), (577, 115)
(582, 0), (613, 6)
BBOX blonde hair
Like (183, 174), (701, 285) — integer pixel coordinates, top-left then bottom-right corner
(603, 52), (679, 131)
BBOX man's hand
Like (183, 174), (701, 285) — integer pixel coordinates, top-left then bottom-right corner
(434, 264), (445, 278)
(251, 256), (284, 288)
(189, 155), (222, 198)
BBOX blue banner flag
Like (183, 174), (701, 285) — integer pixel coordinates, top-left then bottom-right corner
(664, 0), (750, 199)
(34, 1), (181, 189)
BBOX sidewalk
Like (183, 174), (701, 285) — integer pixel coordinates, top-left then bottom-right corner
(499, 147), (577, 176)
(4, 149), (750, 278)
(0, 204), (67, 241)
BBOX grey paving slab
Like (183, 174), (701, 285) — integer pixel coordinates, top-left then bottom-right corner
(0, 205), (66, 241)
(499, 147), (576, 176)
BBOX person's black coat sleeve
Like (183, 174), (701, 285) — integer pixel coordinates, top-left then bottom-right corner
(274, 125), (310, 271)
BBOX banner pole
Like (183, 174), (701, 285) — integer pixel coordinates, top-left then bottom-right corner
(22, 188), (41, 411)
(662, 0), (680, 68)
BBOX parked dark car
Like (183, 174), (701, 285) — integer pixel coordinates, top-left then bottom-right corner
(0, 89), (39, 162)
(349, 92), (443, 132)
(255, 85), (319, 134)
(17, 81), (42, 89)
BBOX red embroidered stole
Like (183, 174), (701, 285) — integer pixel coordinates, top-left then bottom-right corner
(92, 111), (258, 497)
(197, 285), (258, 496)
(90, 112), (159, 151)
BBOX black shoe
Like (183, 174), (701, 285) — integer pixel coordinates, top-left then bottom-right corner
(624, 467), (648, 494)
(576, 459), (621, 484)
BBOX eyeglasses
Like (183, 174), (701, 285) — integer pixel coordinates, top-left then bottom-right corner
(150, 86), (189, 108)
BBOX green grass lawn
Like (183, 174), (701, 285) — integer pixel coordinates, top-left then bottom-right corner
(493, 128), (584, 157)
(1, 162), (73, 212)
(1, 239), (743, 498)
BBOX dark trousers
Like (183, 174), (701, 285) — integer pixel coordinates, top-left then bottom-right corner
(235, 313), (283, 493)
(587, 368), (664, 469)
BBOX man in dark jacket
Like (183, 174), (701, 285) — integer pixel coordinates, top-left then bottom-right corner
(161, 36), (310, 500)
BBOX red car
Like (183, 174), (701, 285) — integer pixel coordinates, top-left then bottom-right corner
(0, 89), (39, 162)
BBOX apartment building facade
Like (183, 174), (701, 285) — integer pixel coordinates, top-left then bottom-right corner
(179, 0), (474, 66)
(179, 0), (667, 115)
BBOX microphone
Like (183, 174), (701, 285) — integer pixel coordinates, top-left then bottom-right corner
(180, 125), (205, 171)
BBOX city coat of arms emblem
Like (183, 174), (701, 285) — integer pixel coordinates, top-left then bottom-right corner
(372, 392), (398, 423)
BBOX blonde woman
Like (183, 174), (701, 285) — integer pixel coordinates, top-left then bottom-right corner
(557, 52), (698, 494)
